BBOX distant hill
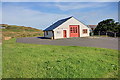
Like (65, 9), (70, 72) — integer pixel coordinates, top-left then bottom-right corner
(0, 24), (43, 40)
(0, 24), (42, 32)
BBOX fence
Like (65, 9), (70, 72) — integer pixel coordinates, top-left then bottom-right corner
(93, 31), (120, 37)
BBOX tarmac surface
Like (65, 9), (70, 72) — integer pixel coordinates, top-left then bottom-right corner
(16, 37), (119, 50)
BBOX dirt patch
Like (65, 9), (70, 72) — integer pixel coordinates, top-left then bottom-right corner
(4, 37), (12, 40)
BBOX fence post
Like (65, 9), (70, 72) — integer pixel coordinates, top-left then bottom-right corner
(106, 32), (107, 37)
(98, 31), (100, 36)
(114, 32), (116, 37)
(92, 32), (94, 36)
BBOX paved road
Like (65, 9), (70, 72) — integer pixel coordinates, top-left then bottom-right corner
(16, 37), (119, 50)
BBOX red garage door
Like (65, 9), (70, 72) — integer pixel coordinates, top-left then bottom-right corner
(70, 25), (80, 37)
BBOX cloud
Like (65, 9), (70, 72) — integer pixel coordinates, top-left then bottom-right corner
(55, 2), (110, 11)
(72, 8), (118, 25)
(2, 5), (70, 29)
(2, 2), (118, 30)
(1, 0), (120, 2)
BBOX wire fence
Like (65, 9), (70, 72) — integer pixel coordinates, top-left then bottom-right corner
(93, 31), (120, 37)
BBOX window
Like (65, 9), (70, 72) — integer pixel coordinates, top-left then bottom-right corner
(57, 31), (61, 34)
(70, 27), (78, 33)
(83, 29), (87, 34)
(46, 31), (48, 35)
(73, 27), (75, 33)
(70, 27), (72, 33)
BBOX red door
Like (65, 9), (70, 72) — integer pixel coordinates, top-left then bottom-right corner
(70, 25), (79, 37)
(63, 30), (67, 38)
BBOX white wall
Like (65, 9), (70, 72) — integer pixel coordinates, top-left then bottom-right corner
(44, 31), (53, 38)
(53, 17), (89, 39)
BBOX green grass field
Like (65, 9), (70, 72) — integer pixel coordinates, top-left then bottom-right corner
(2, 38), (118, 78)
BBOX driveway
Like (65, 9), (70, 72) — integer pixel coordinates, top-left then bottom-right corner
(16, 37), (119, 50)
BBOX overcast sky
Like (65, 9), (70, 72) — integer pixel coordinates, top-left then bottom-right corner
(1, 2), (118, 30)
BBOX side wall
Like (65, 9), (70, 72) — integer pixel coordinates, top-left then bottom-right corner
(53, 17), (89, 39)
(44, 31), (53, 38)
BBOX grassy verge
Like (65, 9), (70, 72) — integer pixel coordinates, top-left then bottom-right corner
(2, 38), (118, 78)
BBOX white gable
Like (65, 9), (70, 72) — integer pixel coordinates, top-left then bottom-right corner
(53, 17), (88, 31)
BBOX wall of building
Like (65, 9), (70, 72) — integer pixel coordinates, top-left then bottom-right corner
(44, 31), (53, 38)
(53, 17), (89, 39)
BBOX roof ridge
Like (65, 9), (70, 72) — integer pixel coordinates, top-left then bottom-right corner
(44, 16), (72, 31)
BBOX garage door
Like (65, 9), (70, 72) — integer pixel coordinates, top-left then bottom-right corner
(70, 25), (80, 37)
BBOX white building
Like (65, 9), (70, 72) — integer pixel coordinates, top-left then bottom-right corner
(44, 16), (90, 39)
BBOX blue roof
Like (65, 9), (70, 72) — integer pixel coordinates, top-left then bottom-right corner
(44, 16), (72, 31)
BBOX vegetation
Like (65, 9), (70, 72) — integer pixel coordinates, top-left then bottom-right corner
(0, 24), (43, 39)
(2, 32), (43, 38)
(1, 24), (41, 32)
(2, 38), (118, 78)
(94, 19), (120, 33)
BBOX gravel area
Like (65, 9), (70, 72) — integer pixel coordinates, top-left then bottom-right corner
(16, 37), (119, 50)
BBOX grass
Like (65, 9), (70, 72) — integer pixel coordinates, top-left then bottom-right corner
(1, 24), (42, 32)
(1, 24), (43, 40)
(2, 38), (118, 78)
(2, 31), (43, 38)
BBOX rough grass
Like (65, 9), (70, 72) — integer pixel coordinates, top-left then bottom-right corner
(1, 24), (41, 32)
(1, 24), (43, 39)
(2, 38), (118, 78)
(2, 31), (43, 38)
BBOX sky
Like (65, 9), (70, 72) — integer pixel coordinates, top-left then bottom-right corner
(1, 0), (120, 2)
(1, 2), (118, 30)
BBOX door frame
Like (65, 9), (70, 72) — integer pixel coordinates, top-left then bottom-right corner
(69, 25), (80, 37)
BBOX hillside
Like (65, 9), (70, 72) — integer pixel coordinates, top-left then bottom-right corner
(0, 24), (43, 40)
(0, 24), (42, 32)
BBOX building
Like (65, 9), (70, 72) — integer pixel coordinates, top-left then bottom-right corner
(87, 25), (97, 31)
(87, 25), (97, 36)
(44, 16), (90, 39)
